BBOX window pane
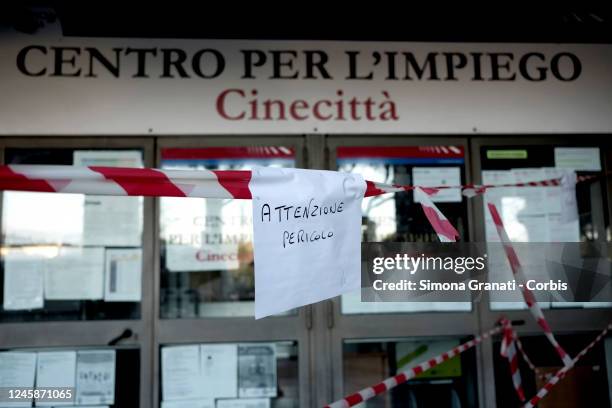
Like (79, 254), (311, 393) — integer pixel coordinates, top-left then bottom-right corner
(343, 337), (478, 407)
(159, 147), (296, 318)
(0, 346), (139, 407)
(493, 332), (611, 407)
(160, 340), (298, 407)
(480, 145), (612, 310)
(0, 149), (144, 322)
(337, 146), (471, 314)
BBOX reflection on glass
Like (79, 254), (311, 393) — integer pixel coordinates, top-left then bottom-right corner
(159, 147), (296, 318)
(0, 149), (144, 322)
(160, 340), (298, 408)
(343, 337), (477, 407)
(481, 146), (612, 310)
(337, 146), (471, 314)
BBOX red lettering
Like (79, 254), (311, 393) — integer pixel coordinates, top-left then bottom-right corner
(216, 88), (246, 120)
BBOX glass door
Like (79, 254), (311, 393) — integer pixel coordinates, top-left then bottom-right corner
(324, 136), (481, 408)
(154, 137), (310, 408)
(0, 137), (155, 408)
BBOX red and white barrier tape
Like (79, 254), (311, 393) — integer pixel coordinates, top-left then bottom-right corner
(487, 202), (572, 367)
(325, 325), (503, 408)
(0, 165), (253, 199)
(523, 322), (612, 408)
(0, 165), (596, 200)
(500, 319), (525, 402)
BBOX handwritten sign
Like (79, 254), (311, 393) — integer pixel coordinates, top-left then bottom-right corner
(250, 168), (366, 318)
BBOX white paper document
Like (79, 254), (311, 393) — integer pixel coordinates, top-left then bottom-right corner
(2, 250), (44, 310)
(74, 150), (143, 247)
(73, 150), (143, 168)
(45, 247), (105, 300)
(412, 167), (461, 202)
(75, 350), (116, 405)
(554, 147), (601, 171)
(0, 352), (37, 408)
(35, 351), (77, 406)
(161, 345), (202, 401)
(250, 168), (365, 319)
(166, 244), (240, 272)
(238, 344), (276, 398)
(200, 344), (237, 398)
(216, 398), (270, 408)
(104, 249), (142, 302)
(162, 399), (214, 408)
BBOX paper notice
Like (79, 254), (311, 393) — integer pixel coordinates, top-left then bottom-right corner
(2, 249), (44, 310)
(162, 400), (214, 408)
(45, 247), (105, 300)
(0, 352), (37, 407)
(412, 167), (461, 202)
(74, 150), (143, 247)
(554, 147), (601, 171)
(104, 249), (142, 302)
(35, 351), (77, 406)
(237, 344), (276, 398)
(200, 344), (237, 398)
(216, 398), (270, 408)
(250, 168), (365, 318)
(161, 345), (201, 401)
(75, 350), (116, 405)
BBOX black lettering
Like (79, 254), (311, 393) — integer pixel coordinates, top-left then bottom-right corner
(470, 52), (484, 80)
(519, 53), (547, 81)
(346, 51), (373, 80)
(551, 53), (581, 81)
(241, 50), (266, 79)
(86, 47), (121, 77)
(16, 45), (47, 76)
(161, 48), (189, 78)
(489, 53), (516, 81)
(270, 50), (299, 79)
(192, 49), (225, 78)
(443, 53), (467, 81)
(51, 47), (81, 77)
(404, 52), (439, 80)
(125, 48), (157, 78)
(304, 50), (331, 79)
(261, 204), (271, 222)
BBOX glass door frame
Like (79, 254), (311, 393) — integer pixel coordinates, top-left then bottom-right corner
(0, 136), (155, 408)
(324, 135), (484, 406)
(470, 134), (612, 407)
(153, 135), (312, 408)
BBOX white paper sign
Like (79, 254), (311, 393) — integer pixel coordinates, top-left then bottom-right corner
(412, 167), (462, 202)
(35, 351), (77, 406)
(162, 400), (214, 408)
(74, 150), (143, 247)
(554, 147), (601, 171)
(161, 345), (201, 401)
(166, 244), (239, 272)
(75, 350), (116, 405)
(216, 398), (270, 408)
(200, 344), (237, 398)
(104, 249), (142, 302)
(0, 352), (37, 408)
(250, 168), (365, 319)
(2, 250), (44, 310)
(45, 247), (105, 300)
(237, 344), (276, 398)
